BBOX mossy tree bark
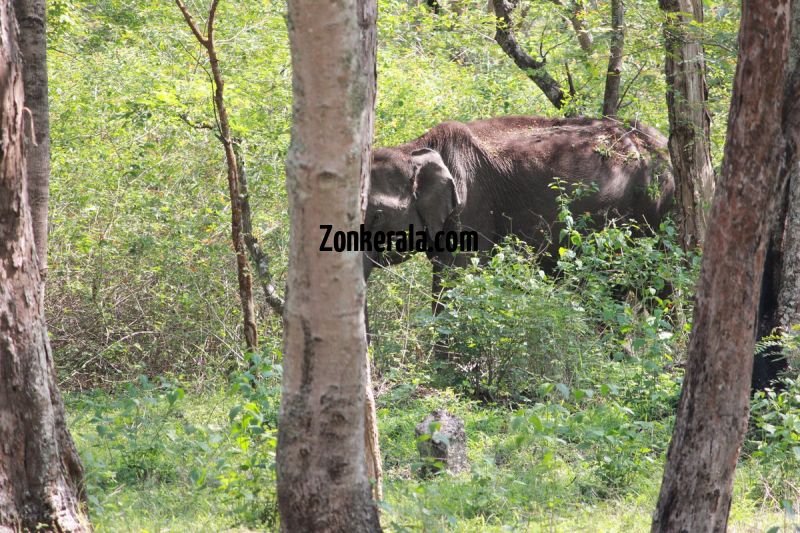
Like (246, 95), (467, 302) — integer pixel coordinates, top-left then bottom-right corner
(659, 0), (715, 251)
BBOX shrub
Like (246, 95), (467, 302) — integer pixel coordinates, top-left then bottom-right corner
(430, 240), (597, 403)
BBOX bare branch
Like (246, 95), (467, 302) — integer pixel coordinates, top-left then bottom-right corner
(207, 0), (221, 45)
(617, 61), (646, 111)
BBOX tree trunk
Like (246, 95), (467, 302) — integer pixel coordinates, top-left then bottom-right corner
(601, 0), (624, 117)
(548, 0), (593, 53)
(0, 4), (90, 531)
(659, 0), (715, 251)
(175, 0), (258, 352)
(652, 1), (797, 530)
(780, 6), (800, 334)
(277, 0), (381, 530)
(13, 0), (49, 288)
(778, 162), (800, 332)
(233, 142), (285, 315)
(753, 0), (800, 390)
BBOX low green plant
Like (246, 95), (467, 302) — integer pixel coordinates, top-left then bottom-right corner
(429, 240), (597, 403)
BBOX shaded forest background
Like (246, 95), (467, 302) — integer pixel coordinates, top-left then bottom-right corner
(47, 0), (735, 386)
(41, 1), (799, 531)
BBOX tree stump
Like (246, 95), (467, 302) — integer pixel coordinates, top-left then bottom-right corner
(415, 409), (468, 476)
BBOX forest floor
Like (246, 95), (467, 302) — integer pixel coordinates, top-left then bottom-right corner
(66, 380), (797, 533)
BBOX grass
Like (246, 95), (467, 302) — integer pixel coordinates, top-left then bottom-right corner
(65, 375), (800, 533)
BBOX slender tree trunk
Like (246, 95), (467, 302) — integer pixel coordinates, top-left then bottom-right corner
(175, 0), (258, 351)
(652, 1), (798, 530)
(602, 0), (624, 117)
(0, 4), (90, 530)
(659, 0), (715, 251)
(547, 0), (593, 53)
(13, 0), (49, 289)
(233, 142), (285, 315)
(277, 0), (381, 530)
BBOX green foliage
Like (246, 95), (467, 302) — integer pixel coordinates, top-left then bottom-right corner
(430, 242), (596, 403)
(748, 378), (800, 505)
(47, 0), (797, 530)
(71, 357), (282, 530)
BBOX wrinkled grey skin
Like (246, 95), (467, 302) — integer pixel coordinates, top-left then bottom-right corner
(363, 116), (675, 303)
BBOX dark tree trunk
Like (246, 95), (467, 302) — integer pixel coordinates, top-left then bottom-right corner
(659, 0), (715, 251)
(13, 0), (49, 288)
(277, 0), (382, 530)
(601, 0), (624, 117)
(652, 1), (798, 530)
(492, 0), (567, 112)
(0, 4), (90, 530)
(753, 0), (800, 390)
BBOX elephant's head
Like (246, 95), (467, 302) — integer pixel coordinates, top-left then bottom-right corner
(363, 147), (462, 279)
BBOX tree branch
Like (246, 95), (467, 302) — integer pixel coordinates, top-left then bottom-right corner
(175, 0), (208, 47)
(492, 0), (567, 111)
(548, 0), (593, 53)
(233, 141), (285, 315)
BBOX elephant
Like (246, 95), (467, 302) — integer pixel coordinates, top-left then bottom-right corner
(363, 116), (675, 295)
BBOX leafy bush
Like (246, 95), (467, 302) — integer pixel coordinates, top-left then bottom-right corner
(748, 377), (800, 504)
(429, 241), (597, 403)
(72, 354), (282, 529)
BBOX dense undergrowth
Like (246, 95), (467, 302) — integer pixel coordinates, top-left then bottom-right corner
(67, 220), (800, 531)
(46, 0), (800, 531)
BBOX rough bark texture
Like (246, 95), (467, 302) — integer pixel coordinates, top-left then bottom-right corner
(776, 1), (800, 344)
(277, 0), (381, 530)
(754, 0), (800, 389)
(175, 0), (258, 351)
(659, 0), (715, 251)
(12, 0), (48, 286)
(601, 0), (624, 117)
(492, 0), (567, 111)
(0, 3), (90, 530)
(778, 162), (800, 333)
(652, 1), (795, 531)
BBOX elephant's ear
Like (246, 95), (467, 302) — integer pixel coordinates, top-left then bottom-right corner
(411, 148), (462, 238)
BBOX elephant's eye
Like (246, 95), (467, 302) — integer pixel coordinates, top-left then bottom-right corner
(373, 209), (384, 223)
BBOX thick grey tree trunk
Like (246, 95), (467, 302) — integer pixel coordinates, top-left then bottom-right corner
(659, 0), (715, 251)
(652, 0), (799, 530)
(13, 0), (49, 286)
(0, 4), (90, 531)
(276, 0), (381, 531)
